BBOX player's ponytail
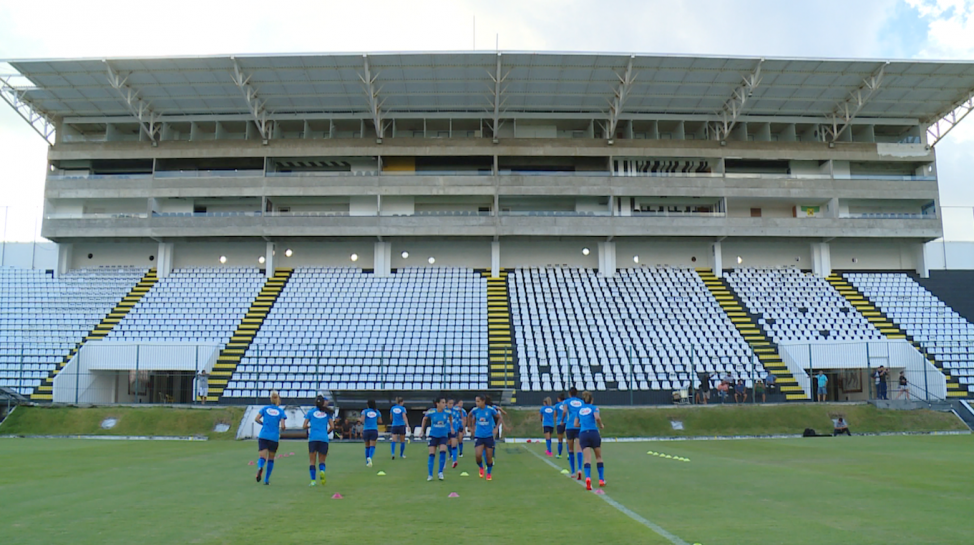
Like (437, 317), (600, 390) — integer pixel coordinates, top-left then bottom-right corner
(315, 394), (333, 414)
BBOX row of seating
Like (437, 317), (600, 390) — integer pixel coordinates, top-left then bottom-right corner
(0, 266), (146, 395)
(107, 269), (264, 346)
(510, 267), (766, 392)
(846, 272), (974, 393)
(727, 268), (882, 342)
(226, 268), (489, 397)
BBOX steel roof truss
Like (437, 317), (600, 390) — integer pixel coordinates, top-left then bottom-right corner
(825, 62), (887, 142)
(105, 61), (160, 144)
(230, 59), (272, 142)
(486, 53), (509, 139)
(0, 76), (55, 145)
(926, 89), (974, 148)
(604, 56), (636, 142)
(712, 59), (764, 141)
(359, 55), (387, 141)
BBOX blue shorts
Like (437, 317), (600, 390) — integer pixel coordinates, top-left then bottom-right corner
(308, 441), (329, 455)
(363, 430), (378, 442)
(579, 430), (601, 450)
(257, 438), (279, 453)
(428, 435), (449, 448)
(556, 424), (566, 434)
(390, 425), (406, 436)
(543, 426), (554, 434)
(566, 428), (580, 440)
(817, 386), (827, 395)
(475, 436), (496, 449)
(448, 431), (457, 439)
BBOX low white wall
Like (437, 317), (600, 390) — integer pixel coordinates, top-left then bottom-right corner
(52, 342), (220, 403)
(778, 340), (946, 401)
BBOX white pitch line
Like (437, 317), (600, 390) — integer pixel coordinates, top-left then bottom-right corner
(522, 445), (689, 545)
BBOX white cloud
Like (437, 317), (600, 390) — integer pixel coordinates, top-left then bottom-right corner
(906, 0), (974, 58)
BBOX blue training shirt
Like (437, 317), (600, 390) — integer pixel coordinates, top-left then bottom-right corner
(305, 408), (332, 442)
(362, 408), (380, 431)
(426, 409), (451, 438)
(451, 407), (465, 432)
(540, 405), (556, 427)
(390, 404), (407, 427)
(553, 401), (565, 425)
(455, 407), (467, 431)
(258, 405), (286, 442)
(565, 397), (584, 430)
(470, 406), (498, 438)
(578, 404), (600, 432)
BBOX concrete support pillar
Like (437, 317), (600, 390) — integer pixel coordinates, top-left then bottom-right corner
(711, 241), (722, 278)
(157, 242), (174, 278)
(264, 242), (276, 278)
(915, 243), (929, 279)
(598, 241), (616, 278)
(374, 242), (392, 277)
(56, 243), (73, 278)
(829, 197), (840, 218)
(811, 242), (831, 278)
(491, 241), (500, 278)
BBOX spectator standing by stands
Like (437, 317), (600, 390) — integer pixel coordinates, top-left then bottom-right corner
(754, 376), (766, 403)
(896, 371), (909, 400)
(878, 366), (889, 400)
(873, 366), (889, 400)
(832, 417), (851, 436)
(696, 372), (711, 405)
(195, 370), (208, 405)
(816, 371), (828, 402)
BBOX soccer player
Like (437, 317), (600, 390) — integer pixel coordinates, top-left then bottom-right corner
(561, 386), (585, 480)
(447, 399), (459, 468)
(575, 390), (605, 490)
(553, 393), (566, 458)
(389, 396), (409, 460)
(254, 390), (287, 485)
(303, 394), (333, 487)
(484, 395), (507, 462)
(421, 397), (453, 481)
(454, 399), (468, 458)
(360, 399), (382, 467)
(539, 397), (556, 456)
(468, 395), (501, 481)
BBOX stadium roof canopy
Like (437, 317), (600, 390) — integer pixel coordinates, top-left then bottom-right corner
(2, 51), (973, 145)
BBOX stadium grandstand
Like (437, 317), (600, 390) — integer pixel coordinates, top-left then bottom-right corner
(2, 51), (974, 407)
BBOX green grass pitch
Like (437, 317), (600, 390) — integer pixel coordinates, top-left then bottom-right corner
(1, 435), (971, 544)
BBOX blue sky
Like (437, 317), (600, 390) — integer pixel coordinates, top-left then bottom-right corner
(0, 0), (972, 239)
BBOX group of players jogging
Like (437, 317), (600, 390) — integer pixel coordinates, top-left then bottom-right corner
(252, 386), (605, 491)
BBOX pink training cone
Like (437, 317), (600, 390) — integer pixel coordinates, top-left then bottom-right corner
(248, 461), (255, 466)
(448, 492), (460, 498)
(289, 452), (295, 456)
(593, 489), (606, 495)
(526, 439), (532, 443)
(332, 493), (343, 499)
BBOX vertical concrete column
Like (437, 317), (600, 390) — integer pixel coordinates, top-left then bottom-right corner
(56, 243), (73, 277)
(598, 241), (616, 278)
(265, 242), (276, 278)
(711, 241), (723, 278)
(811, 242), (831, 277)
(915, 243), (929, 279)
(157, 242), (174, 278)
(491, 240), (500, 278)
(374, 242), (392, 277)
